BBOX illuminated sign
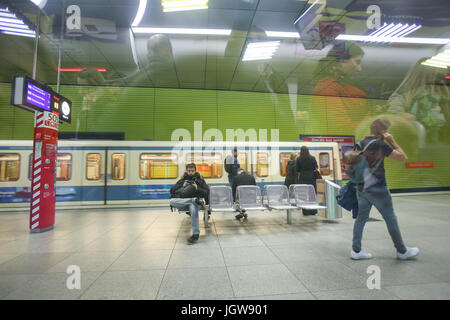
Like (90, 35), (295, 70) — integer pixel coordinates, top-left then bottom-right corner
(51, 92), (72, 124)
(11, 75), (72, 123)
(11, 76), (52, 113)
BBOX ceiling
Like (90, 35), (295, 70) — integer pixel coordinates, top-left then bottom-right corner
(0, 0), (449, 99)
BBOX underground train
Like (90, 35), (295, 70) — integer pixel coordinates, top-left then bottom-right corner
(0, 140), (342, 209)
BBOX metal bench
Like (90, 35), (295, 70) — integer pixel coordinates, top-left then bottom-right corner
(208, 185), (237, 213)
(289, 184), (327, 211)
(263, 184), (297, 224)
(235, 185), (267, 221)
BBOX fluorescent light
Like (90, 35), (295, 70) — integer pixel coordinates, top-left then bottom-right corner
(265, 31), (300, 38)
(421, 61), (448, 69)
(335, 34), (450, 45)
(1, 30), (35, 38)
(421, 50), (450, 69)
(162, 0), (208, 12)
(0, 16), (26, 24)
(131, 0), (147, 27)
(394, 24), (421, 38)
(132, 27), (231, 35)
(243, 41), (280, 61)
(0, 7), (36, 38)
(0, 21), (31, 29)
(0, 25), (35, 35)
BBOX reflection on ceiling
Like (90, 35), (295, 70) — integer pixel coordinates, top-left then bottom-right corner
(0, 0), (449, 99)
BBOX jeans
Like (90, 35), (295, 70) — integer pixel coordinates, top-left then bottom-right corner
(170, 198), (200, 236)
(352, 185), (407, 254)
(228, 176), (234, 187)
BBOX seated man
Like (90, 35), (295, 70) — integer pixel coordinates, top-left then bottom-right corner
(170, 163), (209, 244)
(232, 168), (256, 221)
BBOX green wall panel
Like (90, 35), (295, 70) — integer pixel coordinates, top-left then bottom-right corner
(154, 88), (217, 141)
(0, 82), (449, 190)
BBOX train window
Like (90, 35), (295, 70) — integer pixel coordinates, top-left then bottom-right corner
(86, 153), (102, 180)
(319, 152), (331, 176)
(140, 154), (178, 179)
(279, 153), (293, 177)
(186, 152), (222, 178)
(112, 153), (125, 180)
(56, 154), (72, 181)
(0, 154), (20, 181)
(256, 152), (268, 177)
(238, 152), (248, 172)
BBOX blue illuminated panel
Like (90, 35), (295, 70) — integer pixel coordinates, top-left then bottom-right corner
(26, 82), (51, 111)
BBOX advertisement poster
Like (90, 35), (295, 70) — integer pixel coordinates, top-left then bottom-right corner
(300, 135), (355, 180)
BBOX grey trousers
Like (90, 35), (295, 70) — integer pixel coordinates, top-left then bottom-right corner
(352, 185), (407, 254)
(170, 197), (200, 236)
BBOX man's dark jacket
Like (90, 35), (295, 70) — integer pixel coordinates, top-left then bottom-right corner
(170, 172), (209, 203)
(232, 172), (256, 201)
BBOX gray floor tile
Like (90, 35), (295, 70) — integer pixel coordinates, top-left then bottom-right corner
(168, 248), (225, 268)
(312, 287), (400, 300)
(157, 267), (233, 300)
(384, 282), (450, 300)
(238, 292), (317, 300)
(3, 272), (101, 300)
(108, 249), (172, 271)
(0, 252), (72, 274)
(218, 234), (265, 248)
(47, 251), (123, 272)
(222, 246), (281, 266)
(79, 270), (165, 300)
(285, 260), (368, 292)
(227, 264), (309, 298)
(0, 274), (40, 299)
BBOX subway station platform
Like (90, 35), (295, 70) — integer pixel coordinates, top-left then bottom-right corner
(1, 194), (450, 300)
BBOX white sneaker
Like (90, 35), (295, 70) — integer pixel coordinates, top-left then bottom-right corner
(397, 247), (419, 260)
(351, 250), (373, 260)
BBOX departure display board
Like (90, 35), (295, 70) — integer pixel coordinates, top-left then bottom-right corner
(26, 81), (51, 111)
(11, 75), (72, 123)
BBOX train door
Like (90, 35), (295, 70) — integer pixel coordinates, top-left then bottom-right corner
(81, 149), (106, 205)
(106, 149), (130, 205)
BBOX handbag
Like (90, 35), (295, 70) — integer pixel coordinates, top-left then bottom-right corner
(313, 169), (322, 180)
(336, 181), (359, 218)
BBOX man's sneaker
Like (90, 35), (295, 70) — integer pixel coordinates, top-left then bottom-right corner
(351, 250), (373, 260)
(187, 234), (199, 245)
(397, 247), (419, 260)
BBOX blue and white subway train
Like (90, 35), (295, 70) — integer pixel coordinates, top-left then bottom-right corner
(0, 140), (342, 210)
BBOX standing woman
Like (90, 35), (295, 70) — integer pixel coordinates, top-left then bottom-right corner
(284, 153), (298, 189)
(296, 146), (319, 216)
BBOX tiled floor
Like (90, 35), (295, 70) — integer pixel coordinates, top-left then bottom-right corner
(1, 194), (450, 300)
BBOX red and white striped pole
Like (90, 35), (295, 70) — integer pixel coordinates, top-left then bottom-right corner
(29, 111), (59, 233)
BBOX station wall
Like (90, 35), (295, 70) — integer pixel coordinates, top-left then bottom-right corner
(1, 82), (449, 190)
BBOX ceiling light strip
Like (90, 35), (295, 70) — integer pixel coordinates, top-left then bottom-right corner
(387, 24), (412, 38)
(336, 34), (449, 45)
(0, 25), (35, 34)
(1, 30), (35, 38)
(131, 0), (147, 27)
(132, 27), (231, 35)
(265, 31), (300, 38)
(421, 61), (448, 69)
(395, 24), (421, 38)
(0, 21), (31, 29)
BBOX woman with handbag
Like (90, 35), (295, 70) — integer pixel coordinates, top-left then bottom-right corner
(296, 146), (320, 216)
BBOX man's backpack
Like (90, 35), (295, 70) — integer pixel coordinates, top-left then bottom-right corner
(347, 138), (383, 191)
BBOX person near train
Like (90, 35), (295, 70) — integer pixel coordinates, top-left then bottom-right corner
(232, 168), (256, 221)
(348, 118), (419, 260)
(284, 153), (298, 189)
(169, 163), (209, 245)
(224, 147), (240, 187)
(296, 146), (319, 216)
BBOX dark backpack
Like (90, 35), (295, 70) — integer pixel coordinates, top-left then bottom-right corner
(347, 138), (382, 190)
